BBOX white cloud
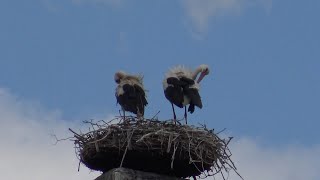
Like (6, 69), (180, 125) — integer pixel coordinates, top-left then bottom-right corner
(206, 138), (320, 180)
(1, 88), (319, 180)
(0, 88), (100, 180)
(181, 0), (272, 38)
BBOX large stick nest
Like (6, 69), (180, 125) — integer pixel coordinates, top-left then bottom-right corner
(70, 117), (241, 179)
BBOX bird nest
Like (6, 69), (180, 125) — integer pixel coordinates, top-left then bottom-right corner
(70, 117), (242, 179)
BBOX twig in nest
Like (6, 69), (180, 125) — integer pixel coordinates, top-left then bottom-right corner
(120, 129), (135, 167)
(50, 134), (73, 145)
(150, 111), (160, 121)
(171, 141), (178, 169)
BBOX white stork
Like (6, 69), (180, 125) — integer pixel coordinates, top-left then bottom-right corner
(163, 64), (210, 124)
(114, 71), (148, 119)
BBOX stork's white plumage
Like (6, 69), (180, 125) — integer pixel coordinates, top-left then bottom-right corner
(163, 64), (210, 124)
(114, 71), (148, 119)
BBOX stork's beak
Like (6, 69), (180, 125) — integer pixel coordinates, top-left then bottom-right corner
(197, 72), (207, 83)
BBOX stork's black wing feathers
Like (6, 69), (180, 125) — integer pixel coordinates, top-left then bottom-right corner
(188, 103), (195, 113)
(184, 87), (202, 110)
(167, 76), (195, 87)
(117, 84), (147, 115)
(122, 84), (135, 98)
(133, 84), (148, 106)
(179, 76), (195, 86)
(164, 86), (184, 108)
(167, 77), (187, 86)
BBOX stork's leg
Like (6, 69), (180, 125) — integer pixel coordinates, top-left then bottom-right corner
(184, 106), (188, 125)
(137, 113), (142, 120)
(171, 103), (177, 124)
(137, 107), (141, 120)
(137, 110), (143, 120)
(123, 109), (126, 121)
(137, 106), (144, 121)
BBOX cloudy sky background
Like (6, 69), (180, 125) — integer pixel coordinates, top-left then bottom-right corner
(1, 0), (319, 179)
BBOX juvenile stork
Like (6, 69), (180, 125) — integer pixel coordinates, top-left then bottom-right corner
(114, 71), (148, 120)
(163, 64), (210, 124)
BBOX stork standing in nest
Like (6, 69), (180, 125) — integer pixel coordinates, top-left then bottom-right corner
(114, 71), (148, 120)
(163, 64), (210, 124)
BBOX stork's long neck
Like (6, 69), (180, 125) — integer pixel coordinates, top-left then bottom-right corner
(191, 67), (202, 80)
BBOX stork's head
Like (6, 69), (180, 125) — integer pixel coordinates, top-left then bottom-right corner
(197, 64), (210, 83)
(114, 71), (126, 84)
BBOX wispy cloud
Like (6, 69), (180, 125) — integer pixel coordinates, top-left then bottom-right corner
(42, 0), (61, 13)
(42, 0), (124, 11)
(116, 31), (130, 55)
(71, 0), (124, 6)
(181, 0), (272, 39)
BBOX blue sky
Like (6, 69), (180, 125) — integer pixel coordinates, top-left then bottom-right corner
(1, 0), (320, 179)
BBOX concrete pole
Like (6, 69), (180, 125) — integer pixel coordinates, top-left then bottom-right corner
(95, 168), (185, 180)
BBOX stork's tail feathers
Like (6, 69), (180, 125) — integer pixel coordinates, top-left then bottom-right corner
(188, 104), (195, 113)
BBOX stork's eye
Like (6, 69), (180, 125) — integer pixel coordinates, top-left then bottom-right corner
(115, 79), (120, 83)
